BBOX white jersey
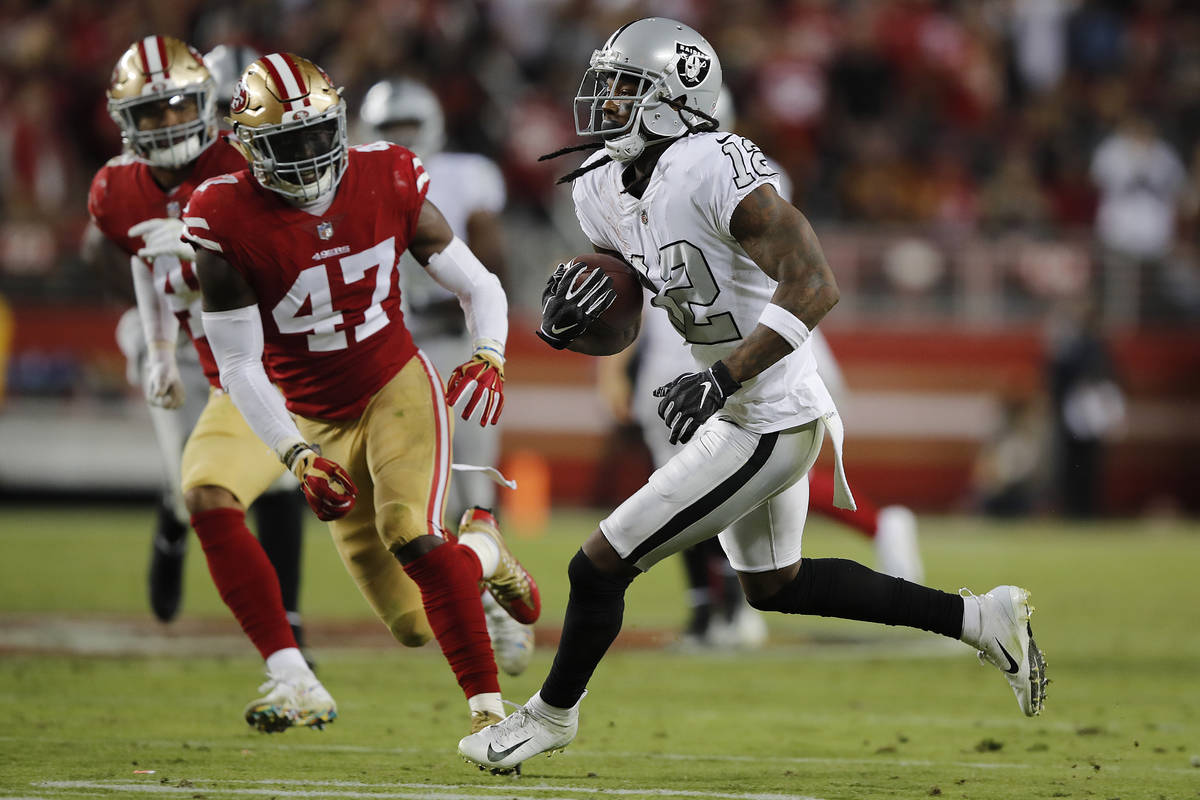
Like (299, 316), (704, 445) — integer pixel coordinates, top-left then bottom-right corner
(401, 151), (506, 339)
(573, 132), (834, 433)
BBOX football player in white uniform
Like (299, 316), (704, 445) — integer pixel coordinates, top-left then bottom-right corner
(597, 87), (922, 649)
(357, 77), (533, 677)
(459, 18), (1046, 773)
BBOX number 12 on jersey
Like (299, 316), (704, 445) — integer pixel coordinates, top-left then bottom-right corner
(272, 238), (396, 352)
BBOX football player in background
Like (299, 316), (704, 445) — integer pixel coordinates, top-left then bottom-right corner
(180, 53), (540, 734)
(596, 88), (922, 649)
(460, 18), (1046, 773)
(84, 36), (327, 731)
(357, 77), (533, 677)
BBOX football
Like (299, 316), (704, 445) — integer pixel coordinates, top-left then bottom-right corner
(563, 254), (643, 356)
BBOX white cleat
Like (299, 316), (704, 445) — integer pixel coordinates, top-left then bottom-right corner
(458, 693), (579, 774)
(244, 669), (337, 733)
(875, 505), (924, 582)
(963, 585), (1047, 717)
(482, 590), (534, 676)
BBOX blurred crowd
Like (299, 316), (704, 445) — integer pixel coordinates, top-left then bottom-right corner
(2, 0), (1200, 320)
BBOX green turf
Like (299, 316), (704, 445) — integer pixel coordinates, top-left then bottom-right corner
(0, 505), (1197, 800)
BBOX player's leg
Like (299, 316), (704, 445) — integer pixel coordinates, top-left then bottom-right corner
(458, 418), (812, 771)
(301, 355), (529, 731)
(182, 389), (333, 732)
(807, 469), (923, 581)
(140, 336), (208, 622)
(251, 477), (308, 652)
(420, 332), (533, 676)
(727, 426), (1043, 716)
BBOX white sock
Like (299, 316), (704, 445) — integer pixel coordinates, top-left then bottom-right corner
(959, 594), (983, 645)
(265, 647), (311, 678)
(468, 691), (504, 718)
(528, 690), (580, 722)
(459, 532), (500, 579)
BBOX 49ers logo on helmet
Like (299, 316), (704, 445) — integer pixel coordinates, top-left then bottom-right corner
(230, 80), (249, 114)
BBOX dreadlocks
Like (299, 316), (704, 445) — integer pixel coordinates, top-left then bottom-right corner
(539, 95), (721, 185)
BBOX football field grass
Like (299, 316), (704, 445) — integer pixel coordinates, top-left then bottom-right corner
(0, 505), (1197, 800)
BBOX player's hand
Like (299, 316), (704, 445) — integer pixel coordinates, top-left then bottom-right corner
(128, 218), (196, 263)
(144, 341), (185, 409)
(446, 341), (505, 426)
(536, 260), (615, 349)
(653, 360), (742, 445)
(284, 444), (358, 521)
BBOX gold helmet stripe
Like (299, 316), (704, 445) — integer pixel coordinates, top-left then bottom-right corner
(137, 35), (170, 79)
(261, 53), (311, 112)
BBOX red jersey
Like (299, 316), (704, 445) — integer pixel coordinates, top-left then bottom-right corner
(183, 142), (428, 420)
(88, 136), (249, 387)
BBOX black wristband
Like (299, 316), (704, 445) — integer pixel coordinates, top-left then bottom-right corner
(710, 360), (742, 398)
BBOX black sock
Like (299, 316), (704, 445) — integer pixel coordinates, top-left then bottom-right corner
(680, 542), (712, 634)
(252, 490), (305, 615)
(755, 558), (964, 638)
(540, 549), (634, 709)
(156, 503), (189, 546)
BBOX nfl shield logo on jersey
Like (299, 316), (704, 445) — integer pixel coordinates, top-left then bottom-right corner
(317, 221), (334, 240)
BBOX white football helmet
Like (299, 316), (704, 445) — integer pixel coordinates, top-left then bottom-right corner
(203, 44), (261, 119)
(713, 85), (737, 132)
(359, 78), (445, 157)
(229, 53), (348, 204)
(107, 36), (218, 168)
(575, 17), (722, 162)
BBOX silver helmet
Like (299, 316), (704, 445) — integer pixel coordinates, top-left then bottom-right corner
(359, 78), (445, 157)
(575, 17), (722, 162)
(204, 44), (262, 119)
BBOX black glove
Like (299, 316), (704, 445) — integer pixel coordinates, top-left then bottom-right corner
(653, 360), (743, 445)
(535, 260), (615, 349)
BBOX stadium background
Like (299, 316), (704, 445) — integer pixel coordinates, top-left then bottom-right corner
(0, 0), (1198, 517)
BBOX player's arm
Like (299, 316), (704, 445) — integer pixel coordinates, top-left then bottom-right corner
(409, 199), (509, 426)
(195, 249), (356, 520)
(654, 185), (838, 445)
(722, 183), (838, 384)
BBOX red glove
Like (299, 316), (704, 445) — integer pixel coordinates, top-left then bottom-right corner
(285, 444), (357, 521)
(446, 349), (505, 427)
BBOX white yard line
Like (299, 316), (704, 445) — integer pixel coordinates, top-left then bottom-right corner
(29, 781), (825, 800)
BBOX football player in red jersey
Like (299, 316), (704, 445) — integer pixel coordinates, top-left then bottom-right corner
(85, 36), (330, 732)
(178, 53), (540, 734)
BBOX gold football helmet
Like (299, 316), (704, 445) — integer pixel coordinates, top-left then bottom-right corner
(229, 53), (348, 203)
(107, 36), (218, 168)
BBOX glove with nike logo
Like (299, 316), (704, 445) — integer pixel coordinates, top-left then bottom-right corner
(535, 260), (615, 349)
(282, 442), (358, 521)
(446, 339), (505, 426)
(653, 360), (742, 445)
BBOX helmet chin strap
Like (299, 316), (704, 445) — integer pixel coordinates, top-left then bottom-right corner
(603, 130), (645, 163)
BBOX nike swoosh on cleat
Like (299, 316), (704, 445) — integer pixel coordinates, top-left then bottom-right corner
(487, 737), (533, 762)
(995, 638), (1020, 674)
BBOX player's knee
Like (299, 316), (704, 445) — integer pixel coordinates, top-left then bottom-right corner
(567, 548), (635, 595)
(384, 608), (433, 647)
(376, 500), (427, 549)
(184, 485), (242, 515)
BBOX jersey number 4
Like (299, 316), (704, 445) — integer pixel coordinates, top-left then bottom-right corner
(272, 238), (395, 352)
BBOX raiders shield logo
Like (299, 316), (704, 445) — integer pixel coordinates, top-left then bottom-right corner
(675, 42), (711, 89)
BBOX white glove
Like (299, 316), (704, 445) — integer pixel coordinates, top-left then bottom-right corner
(114, 308), (146, 387)
(128, 218), (195, 263)
(144, 341), (185, 409)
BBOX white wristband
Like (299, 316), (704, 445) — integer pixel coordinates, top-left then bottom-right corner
(757, 303), (811, 349)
